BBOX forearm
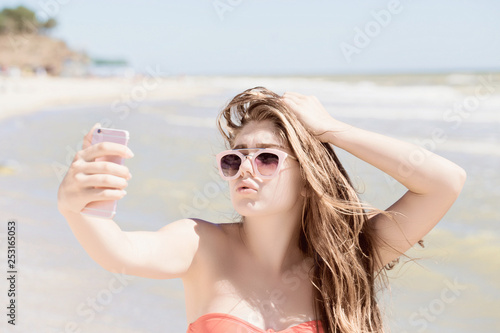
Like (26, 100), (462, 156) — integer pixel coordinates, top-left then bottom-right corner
(283, 93), (466, 264)
(323, 120), (466, 196)
(61, 210), (136, 272)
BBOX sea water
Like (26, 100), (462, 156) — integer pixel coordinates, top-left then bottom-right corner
(0, 76), (498, 332)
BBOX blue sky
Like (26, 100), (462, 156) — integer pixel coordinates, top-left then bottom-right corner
(2, 0), (500, 75)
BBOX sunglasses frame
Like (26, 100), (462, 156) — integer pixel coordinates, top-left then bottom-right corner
(216, 148), (296, 180)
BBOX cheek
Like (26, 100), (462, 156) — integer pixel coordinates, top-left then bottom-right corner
(265, 170), (303, 203)
(227, 166), (304, 215)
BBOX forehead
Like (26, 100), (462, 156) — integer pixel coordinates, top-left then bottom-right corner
(232, 120), (284, 149)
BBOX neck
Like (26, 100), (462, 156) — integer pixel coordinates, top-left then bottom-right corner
(240, 202), (305, 276)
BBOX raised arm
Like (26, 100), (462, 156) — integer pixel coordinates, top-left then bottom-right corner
(282, 93), (466, 269)
(57, 124), (201, 279)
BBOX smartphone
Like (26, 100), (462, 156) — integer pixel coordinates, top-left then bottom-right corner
(81, 127), (130, 219)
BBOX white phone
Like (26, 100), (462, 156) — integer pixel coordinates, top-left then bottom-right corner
(81, 127), (130, 219)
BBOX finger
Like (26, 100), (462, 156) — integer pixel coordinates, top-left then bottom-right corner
(282, 96), (300, 109)
(81, 174), (129, 190)
(82, 161), (131, 179)
(281, 96), (303, 108)
(81, 142), (134, 162)
(86, 188), (128, 202)
(282, 92), (307, 100)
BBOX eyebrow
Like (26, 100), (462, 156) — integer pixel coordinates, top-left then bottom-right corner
(233, 143), (285, 150)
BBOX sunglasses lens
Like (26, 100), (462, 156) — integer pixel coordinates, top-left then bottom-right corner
(220, 154), (242, 177)
(255, 152), (280, 176)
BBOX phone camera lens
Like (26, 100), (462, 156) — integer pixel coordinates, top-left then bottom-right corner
(97, 129), (102, 133)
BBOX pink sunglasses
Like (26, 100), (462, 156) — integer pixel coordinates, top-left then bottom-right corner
(216, 148), (297, 180)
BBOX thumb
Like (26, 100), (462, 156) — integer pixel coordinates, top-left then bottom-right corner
(82, 123), (101, 149)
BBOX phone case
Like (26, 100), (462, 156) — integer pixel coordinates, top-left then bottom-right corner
(81, 128), (130, 219)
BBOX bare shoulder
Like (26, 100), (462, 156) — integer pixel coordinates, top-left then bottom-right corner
(166, 219), (240, 278)
(116, 219), (241, 280)
(157, 218), (228, 256)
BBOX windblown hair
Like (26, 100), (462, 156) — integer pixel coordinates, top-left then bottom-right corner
(217, 87), (388, 333)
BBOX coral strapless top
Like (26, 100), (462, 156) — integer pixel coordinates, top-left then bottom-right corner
(187, 313), (324, 333)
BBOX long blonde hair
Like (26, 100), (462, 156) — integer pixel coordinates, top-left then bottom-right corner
(217, 87), (386, 333)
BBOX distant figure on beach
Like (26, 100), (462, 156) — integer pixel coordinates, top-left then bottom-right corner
(57, 87), (466, 332)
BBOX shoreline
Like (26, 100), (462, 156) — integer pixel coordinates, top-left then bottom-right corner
(0, 76), (209, 122)
(1, 73), (499, 122)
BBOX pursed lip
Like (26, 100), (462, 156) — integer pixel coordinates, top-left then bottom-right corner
(235, 180), (258, 192)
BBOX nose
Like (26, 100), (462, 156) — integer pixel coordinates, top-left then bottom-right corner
(239, 155), (256, 178)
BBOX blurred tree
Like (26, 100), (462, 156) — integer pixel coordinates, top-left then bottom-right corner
(0, 5), (57, 35)
(39, 18), (57, 34)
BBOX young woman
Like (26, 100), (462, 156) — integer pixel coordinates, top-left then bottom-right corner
(58, 87), (466, 333)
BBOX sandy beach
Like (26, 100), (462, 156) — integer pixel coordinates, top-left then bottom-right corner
(0, 75), (224, 121)
(2, 73), (500, 121)
(0, 75), (338, 121)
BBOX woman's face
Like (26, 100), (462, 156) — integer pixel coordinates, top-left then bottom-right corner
(228, 120), (304, 218)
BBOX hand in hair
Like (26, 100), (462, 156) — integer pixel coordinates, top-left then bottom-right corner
(281, 92), (351, 142)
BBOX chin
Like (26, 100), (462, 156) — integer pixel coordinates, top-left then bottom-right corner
(231, 198), (268, 216)
(233, 201), (289, 219)
(232, 199), (258, 216)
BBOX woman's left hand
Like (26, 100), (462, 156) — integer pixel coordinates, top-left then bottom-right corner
(281, 92), (350, 142)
